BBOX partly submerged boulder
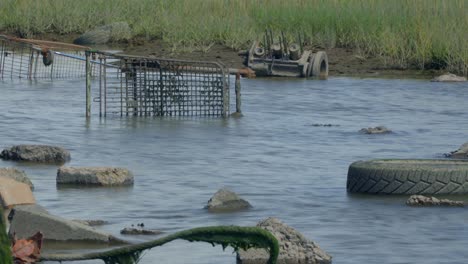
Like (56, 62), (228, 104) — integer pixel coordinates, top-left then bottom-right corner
(205, 188), (252, 212)
(120, 227), (163, 235)
(445, 142), (468, 159)
(0, 168), (33, 190)
(406, 195), (464, 207)
(73, 22), (132, 45)
(72, 219), (109, 226)
(359, 126), (392, 134)
(237, 217), (332, 264)
(8, 206), (121, 243)
(57, 167), (134, 186)
(431, 73), (466, 82)
(0, 145), (70, 164)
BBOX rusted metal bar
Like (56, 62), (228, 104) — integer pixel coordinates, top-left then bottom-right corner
(0, 41), (4, 77)
(132, 65), (138, 116)
(1, 35), (90, 51)
(228, 68), (255, 78)
(85, 51), (91, 118)
(235, 72), (242, 114)
(28, 49), (34, 79)
(223, 71), (229, 118)
(103, 56), (108, 117)
(33, 51), (39, 78)
(140, 63), (254, 78)
(99, 55), (103, 117)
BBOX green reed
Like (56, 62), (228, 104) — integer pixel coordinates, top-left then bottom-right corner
(0, 0), (466, 73)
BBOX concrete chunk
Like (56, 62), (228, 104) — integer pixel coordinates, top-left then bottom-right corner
(8, 206), (120, 243)
(0, 168), (34, 190)
(57, 167), (134, 186)
(0, 177), (35, 208)
(237, 217), (332, 264)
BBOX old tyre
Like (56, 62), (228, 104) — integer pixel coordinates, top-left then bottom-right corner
(347, 159), (468, 194)
(310, 51), (328, 79)
(254, 47), (265, 57)
(306, 54), (315, 78)
(288, 43), (300, 60)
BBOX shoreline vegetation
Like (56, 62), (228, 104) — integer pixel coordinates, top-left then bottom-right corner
(0, 0), (466, 76)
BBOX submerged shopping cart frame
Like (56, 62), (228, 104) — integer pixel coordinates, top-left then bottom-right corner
(0, 34), (98, 79)
(0, 35), (235, 118)
(85, 51), (231, 118)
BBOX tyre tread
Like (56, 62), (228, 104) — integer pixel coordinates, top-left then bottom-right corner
(347, 159), (468, 194)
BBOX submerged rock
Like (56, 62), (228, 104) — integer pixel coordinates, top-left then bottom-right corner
(310, 123), (340, 127)
(74, 22), (132, 45)
(8, 206), (122, 243)
(237, 217), (332, 264)
(431, 73), (466, 82)
(230, 112), (244, 118)
(359, 126), (392, 134)
(406, 195), (464, 207)
(0, 168), (34, 190)
(72, 219), (109, 226)
(120, 227), (162, 235)
(205, 188), (252, 212)
(57, 167), (134, 186)
(445, 142), (468, 159)
(0, 145), (70, 164)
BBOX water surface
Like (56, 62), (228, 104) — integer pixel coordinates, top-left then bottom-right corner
(0, 76), (467, 263)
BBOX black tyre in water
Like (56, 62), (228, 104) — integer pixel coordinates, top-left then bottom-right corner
(347, 159), (468, 194)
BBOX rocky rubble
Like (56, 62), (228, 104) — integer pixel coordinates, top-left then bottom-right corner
(237, 217), (332, 264)
(445, 142), (468, 159)
(0, 145), (70, 163)
(120, 227), (162, 235)
(431, 73), (466, 82)
(406, 195), (464, 207)
(57, 167), (134, 186)
(205, 188), (252, 212)
(359, 126), (392, 134)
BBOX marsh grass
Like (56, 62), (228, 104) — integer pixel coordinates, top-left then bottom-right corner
(0, 0), (466, 73)
(0, 207), (12, 263)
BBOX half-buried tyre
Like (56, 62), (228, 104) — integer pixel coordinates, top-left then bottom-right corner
(347, 159), (468, 194)
(309, 51), (328, 79)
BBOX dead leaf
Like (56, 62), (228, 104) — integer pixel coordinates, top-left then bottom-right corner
(11, 232), (43, 264)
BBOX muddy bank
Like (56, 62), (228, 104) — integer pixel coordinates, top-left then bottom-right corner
(117, 39), (445, 79)
(8, 32), (447, 78)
